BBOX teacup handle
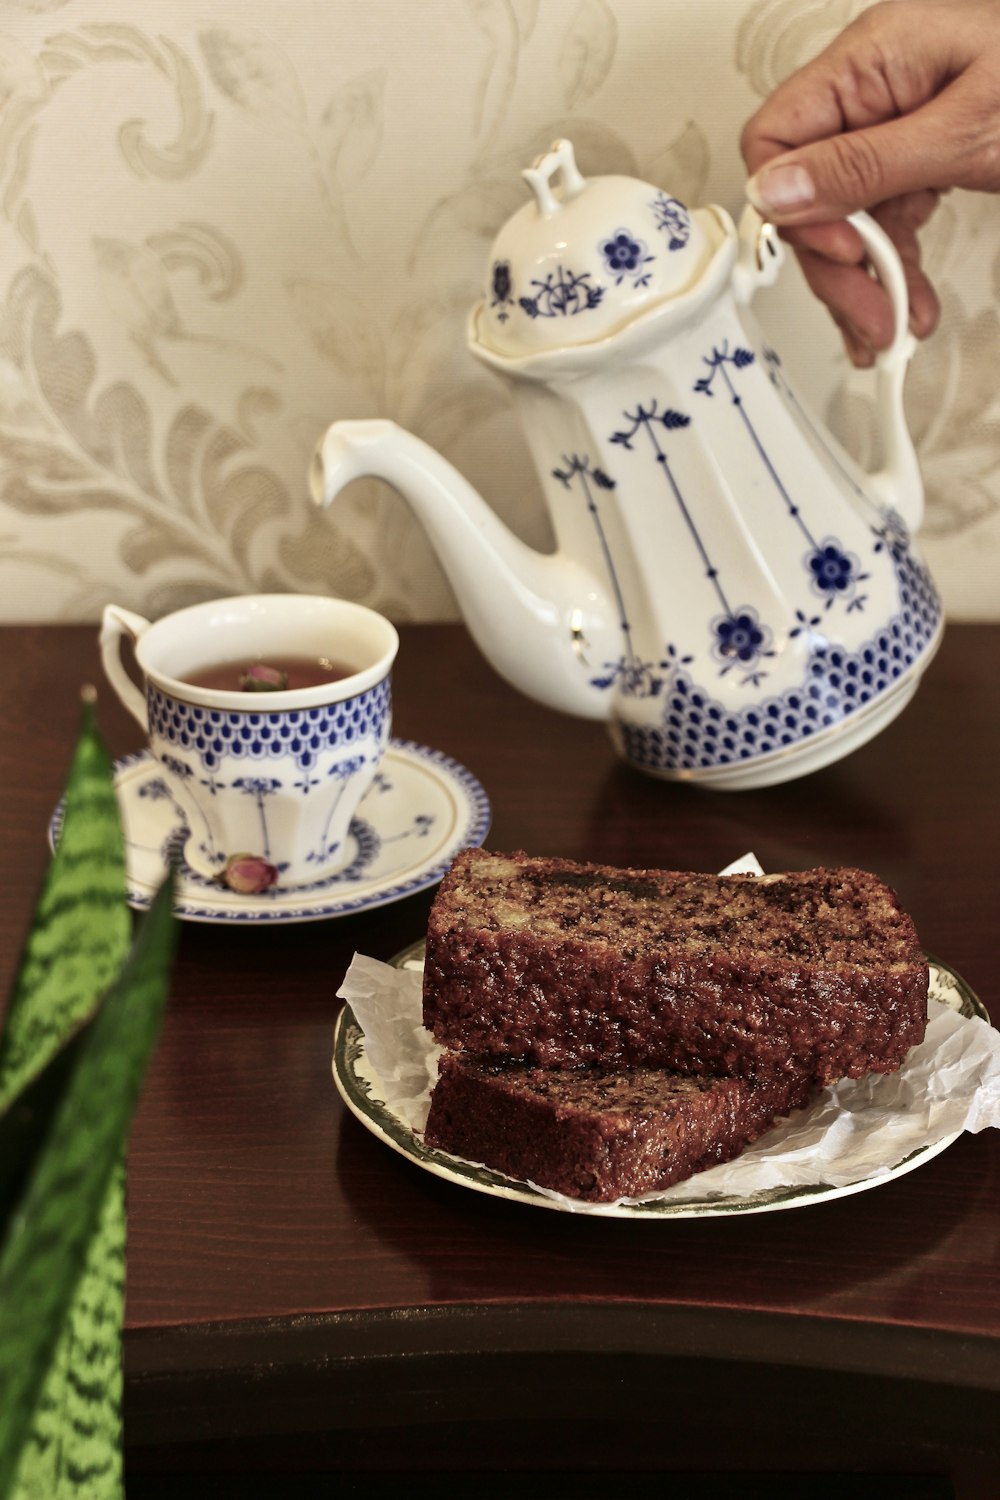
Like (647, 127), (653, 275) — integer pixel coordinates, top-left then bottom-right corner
(734, 204), (923, 535)
(99, 605), (151, 730)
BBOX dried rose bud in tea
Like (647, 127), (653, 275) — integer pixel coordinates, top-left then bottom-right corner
(239, 664), (289, 692)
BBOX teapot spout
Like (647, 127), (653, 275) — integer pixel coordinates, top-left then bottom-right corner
(310, 420), (616, 720)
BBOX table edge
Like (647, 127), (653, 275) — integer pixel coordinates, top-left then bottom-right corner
(125, 1299), (1000, 1394)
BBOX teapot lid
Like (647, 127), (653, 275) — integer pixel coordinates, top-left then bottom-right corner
(472, 139), (716, 360)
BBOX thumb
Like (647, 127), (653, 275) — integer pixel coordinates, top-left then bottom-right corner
(746, 105), (965, 223)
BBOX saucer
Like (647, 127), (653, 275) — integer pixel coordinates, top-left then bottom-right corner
(49, 740), (491, 925)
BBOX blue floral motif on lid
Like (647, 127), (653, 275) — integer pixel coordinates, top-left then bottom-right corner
(650, 193), (691, 251)
(598, 228), (654, 287)
(490, 258), (514, 322)
(519, 266), (604, 319)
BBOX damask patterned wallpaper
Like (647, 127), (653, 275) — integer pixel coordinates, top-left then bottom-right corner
(0, 0), (997, 622)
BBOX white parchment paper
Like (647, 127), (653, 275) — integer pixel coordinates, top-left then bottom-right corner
(336, 855), (1000, 1208)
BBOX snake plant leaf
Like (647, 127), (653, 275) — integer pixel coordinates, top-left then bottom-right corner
(0, 873), (176, 1499)
(13, 1168), (127, 1500)
(0, 1028), (125, 1500)
(0, 1024), (86, 1248)
(0, 693), (130, 1114)
(0, 696), (177, 1500)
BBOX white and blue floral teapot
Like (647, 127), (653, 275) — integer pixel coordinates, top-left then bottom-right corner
(311, 139), (942, 789)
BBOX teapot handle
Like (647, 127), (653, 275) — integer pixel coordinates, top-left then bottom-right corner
(734, 205), (923, 535)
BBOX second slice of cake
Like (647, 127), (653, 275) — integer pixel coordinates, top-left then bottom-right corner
(422, 850), (928, 1084)
(424, 1052), (813, 1202)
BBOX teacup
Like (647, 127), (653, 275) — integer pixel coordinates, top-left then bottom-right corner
(100, 594), (398, 890)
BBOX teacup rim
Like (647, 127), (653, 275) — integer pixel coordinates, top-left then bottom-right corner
(146, 663), (394, 712)
(128, 593), (398, 711)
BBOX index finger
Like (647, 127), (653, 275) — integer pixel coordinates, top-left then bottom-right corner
(741, 65), (854, 176)
(740, 5), (960, 174)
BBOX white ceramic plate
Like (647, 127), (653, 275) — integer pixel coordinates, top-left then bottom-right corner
(333, 953), (987, 1217)
(49, 741), (490, 924)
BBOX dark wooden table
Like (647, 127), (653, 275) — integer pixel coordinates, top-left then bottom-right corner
(2, 622), (999, 1497)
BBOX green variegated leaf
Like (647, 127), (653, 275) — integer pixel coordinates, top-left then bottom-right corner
(0, 702), (177, 1500)
(0, 697), (130, 1114)
(10, 1173), (126, 1500)
(0, 876), (175, 1499)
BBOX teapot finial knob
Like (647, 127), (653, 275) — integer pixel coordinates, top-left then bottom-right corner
(475, 135), (715, 357)
(522, 138), (586, 218)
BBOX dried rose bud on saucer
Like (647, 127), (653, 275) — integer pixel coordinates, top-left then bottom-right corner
(221, 853), (279, 894)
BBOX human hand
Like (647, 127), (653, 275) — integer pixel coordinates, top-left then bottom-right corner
(740, 0), (1000, 365)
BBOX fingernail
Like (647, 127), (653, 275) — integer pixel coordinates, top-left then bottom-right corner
(747, 162), (816, 215)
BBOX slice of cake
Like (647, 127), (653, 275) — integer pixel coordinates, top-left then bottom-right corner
(424, 1052), (813, 1202)
(422, 851), (928, 1084)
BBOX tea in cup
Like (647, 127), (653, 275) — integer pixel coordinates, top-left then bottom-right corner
(100, 594), (399, 889)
